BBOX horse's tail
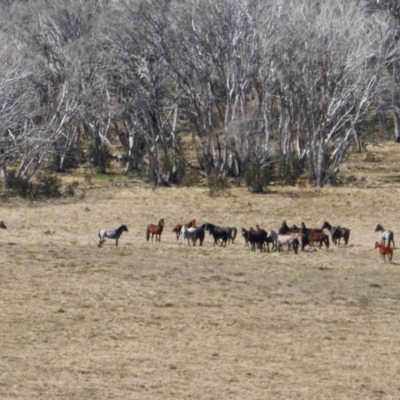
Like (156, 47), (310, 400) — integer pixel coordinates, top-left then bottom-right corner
(345, 229), (350, 245)
(231, 227), (238, 243)
(98, 231), (103, 247)
(146, 228), (150, 241)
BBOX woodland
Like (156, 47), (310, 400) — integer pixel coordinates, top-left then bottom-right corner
(0, 0), (400, 191)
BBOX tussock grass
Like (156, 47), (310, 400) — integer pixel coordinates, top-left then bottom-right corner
(1, 143), (400, 398)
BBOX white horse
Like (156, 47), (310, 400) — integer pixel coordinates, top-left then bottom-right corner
(181, 225), (197, 246)
(267, 230), (299, 254)
(375, 224), (395, 248)
(98, 225), (128, 247)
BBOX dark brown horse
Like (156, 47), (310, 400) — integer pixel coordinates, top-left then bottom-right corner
(146, 219), (165, 242)
(172, 219), (197, 240)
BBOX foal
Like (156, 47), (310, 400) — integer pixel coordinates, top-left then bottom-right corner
(98, 225), (128, 247)
(374, 241), (393, 263)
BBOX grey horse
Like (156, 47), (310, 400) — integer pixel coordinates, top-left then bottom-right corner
(98, 225), (128, 247)
(375, 224), (395, 248)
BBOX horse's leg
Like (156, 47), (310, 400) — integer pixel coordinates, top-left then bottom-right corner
(116, 238), (118, 246)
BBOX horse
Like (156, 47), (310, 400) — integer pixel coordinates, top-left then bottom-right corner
(374, 241), (393, 263)
(146, 218), (165, 242)
(0, 221), (6, 229)
(227, 226), (238, 244)
(181, 225), (197, 246)
(321, 221), (350, 246)
(277, 221), (306, 251)
(375, 224), (395, 248)
(172, 219), (197, 240)
(204, 223), (229, 246)
(242, 228), (251, 248)
(278, 220), (295, 235)
(307, 231), (330, 249)
(268, 230), (299, 254)
(98, 225), (128, 248)
(192, 224), (206, 246)
(246, 228), (269, 252)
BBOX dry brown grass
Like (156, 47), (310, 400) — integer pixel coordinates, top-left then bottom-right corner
(2, 143), (400, 399)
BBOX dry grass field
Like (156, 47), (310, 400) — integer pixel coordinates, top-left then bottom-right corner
(2, 142), (400, 399)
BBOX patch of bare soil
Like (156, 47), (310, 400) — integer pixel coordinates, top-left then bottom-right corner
(1, 143), (400, 399)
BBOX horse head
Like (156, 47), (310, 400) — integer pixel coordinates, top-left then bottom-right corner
(374, 224), (384, 232)
(321, 221), (331, 230)
(121, 225), (129, 232)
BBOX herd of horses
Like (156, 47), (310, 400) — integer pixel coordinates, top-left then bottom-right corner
(95, 218), (395, 262)
(0, 215), (393, 262)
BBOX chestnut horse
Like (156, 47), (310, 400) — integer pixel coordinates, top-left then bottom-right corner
(146, 219), (165, 242)
(172, 219), (197, 240)
(374, 242), (393, 263)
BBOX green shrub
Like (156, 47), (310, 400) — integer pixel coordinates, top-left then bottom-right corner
(88, 145), (112, 173)
(181, 169), (199, 187)
(64, 181), (79, 197)
(6, 170), (32, 198)
(31, 173), (62, 199)
(6, 171), (63, 199)
(274, 156), (304, 186)
(243, 161), (273, 193)
(208, 171), (229, 196)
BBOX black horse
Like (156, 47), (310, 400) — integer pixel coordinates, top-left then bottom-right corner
(204, 223), (229, 246)
(248, 228), (269, 252)
(192, 224), (206, 246)
(321, 221), (350, 246)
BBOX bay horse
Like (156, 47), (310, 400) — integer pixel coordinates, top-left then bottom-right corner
(374, 241), (393, 263)
(321, 221), (350, 246)
(375, 224), (395, 248)
(172, 219), (197, 240)
(146, 218), (165, 242)
(98, 225), (128, 247)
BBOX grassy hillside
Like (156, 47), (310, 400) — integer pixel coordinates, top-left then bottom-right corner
(1, 142), (400, 399)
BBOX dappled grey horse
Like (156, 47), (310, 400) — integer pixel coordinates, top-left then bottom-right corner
(98, 225), (128, 247)
(375, 224), (395, 248)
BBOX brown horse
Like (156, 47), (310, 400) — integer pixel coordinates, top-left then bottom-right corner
(146, 219), (165, 242)
(374, 242), (393, 263)
(172, 219), (197, 240)
(308, 231), (330, 249)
